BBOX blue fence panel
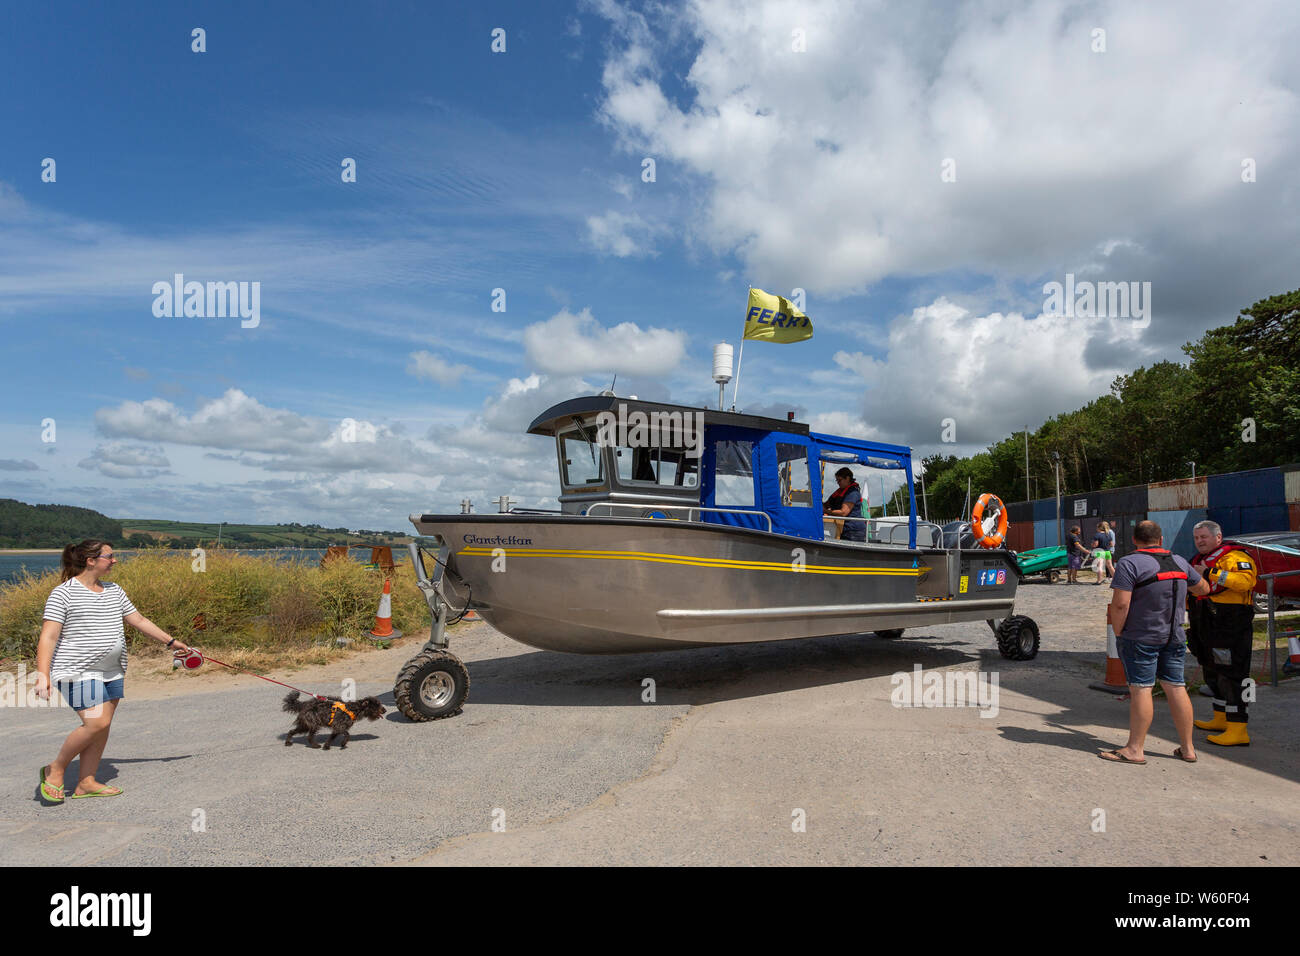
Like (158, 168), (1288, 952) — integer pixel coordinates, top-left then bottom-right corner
(1207, 468), (1284, 509)
(1147, 508), (1206, 559)
(1033, 518), (1057, 550)
(1032, 498), (1056, 522)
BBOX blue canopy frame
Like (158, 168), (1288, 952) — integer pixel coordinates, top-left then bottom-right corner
(699, 424), (918, 547)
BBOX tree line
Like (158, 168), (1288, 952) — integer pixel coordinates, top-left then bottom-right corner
(920, 288), (1299, 519)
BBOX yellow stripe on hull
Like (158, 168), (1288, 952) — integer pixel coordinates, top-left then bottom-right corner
(458, 546), (922, 577)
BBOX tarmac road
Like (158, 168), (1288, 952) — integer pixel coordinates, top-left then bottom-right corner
(3, 582), (1298, 865)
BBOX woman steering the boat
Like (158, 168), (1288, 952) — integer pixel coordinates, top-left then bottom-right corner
(824, 467), (866, 542)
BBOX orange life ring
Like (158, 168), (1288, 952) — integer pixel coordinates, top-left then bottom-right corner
(971, 493), (1008, 549)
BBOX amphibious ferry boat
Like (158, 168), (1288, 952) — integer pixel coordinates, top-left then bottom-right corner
(394, 393), (1039, 720)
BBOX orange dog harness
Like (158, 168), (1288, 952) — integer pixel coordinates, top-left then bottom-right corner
(329, 702), (356, 725)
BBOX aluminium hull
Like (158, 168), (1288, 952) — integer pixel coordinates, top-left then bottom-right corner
(411, 514), (1019, 653)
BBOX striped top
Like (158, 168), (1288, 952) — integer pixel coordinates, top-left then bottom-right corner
(43, 578), (138, 682)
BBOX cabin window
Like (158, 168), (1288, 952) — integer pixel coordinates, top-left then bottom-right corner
(713, 440), (755, 507)
(776, 443), (812, 507)
(559, 430), (604, 486)
(614, 446), (700, 488)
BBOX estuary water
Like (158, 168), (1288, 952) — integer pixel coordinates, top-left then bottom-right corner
(0, 549), (336, 585)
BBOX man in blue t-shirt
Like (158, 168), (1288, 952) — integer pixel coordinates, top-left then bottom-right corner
(823, 467), (866, 542)
(1099, 520), (1211, 765)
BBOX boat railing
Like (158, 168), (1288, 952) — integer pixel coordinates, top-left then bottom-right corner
(827, 516), (944, 548)
(1262, 568), (1300, 688)
(585, 501), (774, 532)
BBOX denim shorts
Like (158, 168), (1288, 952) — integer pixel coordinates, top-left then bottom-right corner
(57, 677), (125, 713)
(1118, 638), (1185, 688)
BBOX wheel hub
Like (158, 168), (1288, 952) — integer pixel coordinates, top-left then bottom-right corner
(420, 672), (455, 708)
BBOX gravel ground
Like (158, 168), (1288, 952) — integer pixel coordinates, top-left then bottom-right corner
(3, 579), (1297, 865)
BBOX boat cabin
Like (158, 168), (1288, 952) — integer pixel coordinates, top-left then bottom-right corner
(526, 395), (924, 548)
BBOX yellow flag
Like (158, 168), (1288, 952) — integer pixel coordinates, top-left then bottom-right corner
(743, 288), (813, 342)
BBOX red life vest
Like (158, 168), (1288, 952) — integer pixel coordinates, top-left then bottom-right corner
(827, 480), (862, 514)
(1190, 543), (1234, 598)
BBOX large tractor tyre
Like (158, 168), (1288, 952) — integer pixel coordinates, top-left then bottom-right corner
(996, 615), (1040, 661)
(875, 628), (905, 640)
(395, 649), (470, 721)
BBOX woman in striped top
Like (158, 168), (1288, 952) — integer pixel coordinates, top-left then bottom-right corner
(34, 540), (190, 802)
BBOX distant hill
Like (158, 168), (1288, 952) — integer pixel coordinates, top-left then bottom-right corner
(120, 519), (410, 549)
(0, 499), (409, 549)
(0, 499), (123, 549)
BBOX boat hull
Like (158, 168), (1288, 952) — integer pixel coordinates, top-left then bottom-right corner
(410, 515), (1019, 653)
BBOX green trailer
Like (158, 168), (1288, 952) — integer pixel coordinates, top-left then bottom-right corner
(1014, 545), (1068, 583)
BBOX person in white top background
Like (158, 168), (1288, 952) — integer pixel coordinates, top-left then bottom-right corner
(34, 539), (190, 803)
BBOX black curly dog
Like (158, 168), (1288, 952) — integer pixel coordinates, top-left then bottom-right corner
(282, 691), (386, 750)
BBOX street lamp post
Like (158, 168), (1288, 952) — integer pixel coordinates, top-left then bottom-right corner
(1052, 451), (1062, 547)
(1188, 460), (1196, 479)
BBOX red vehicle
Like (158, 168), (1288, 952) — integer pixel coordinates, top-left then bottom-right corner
(1222, 533), (1300, 612)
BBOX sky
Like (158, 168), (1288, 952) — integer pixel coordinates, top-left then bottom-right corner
(1, 0), (1297, 531)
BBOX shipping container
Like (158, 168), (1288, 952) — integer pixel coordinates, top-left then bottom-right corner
(1148, 509), (1206, 559)
(1033, 518), (1059, 550)
(1032, 498), (1057, 522)
(1006, 500), (1034, 525)
(1005, 522), (1033, 553)
(1206, 506), (1239, 537)
(1285, 465), (1300, 504)
(1148, 476), (1207, 511)
(1207, 467), (1284, 509)
(1099, 484), (1148, 516)
(1063, 493), (1099, 525)
(1109, 513), (1145, 557)
(1238, 503), (1290, 534)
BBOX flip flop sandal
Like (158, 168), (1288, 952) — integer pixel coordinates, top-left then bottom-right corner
(1098, 749), (1147, 765)
(39, 765), (65, 803)
(1173, 747), (1198, 763)
(70, 785), (123, 799)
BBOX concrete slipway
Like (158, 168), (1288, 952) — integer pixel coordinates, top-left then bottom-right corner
(2, 584), (1296, 866)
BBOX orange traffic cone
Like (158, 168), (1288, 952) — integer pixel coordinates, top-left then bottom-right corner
(367, 578), (402, 639)
(1089, 617), (1128, 692)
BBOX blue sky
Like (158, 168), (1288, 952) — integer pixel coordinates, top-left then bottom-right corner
(2, 0), (1297, 530)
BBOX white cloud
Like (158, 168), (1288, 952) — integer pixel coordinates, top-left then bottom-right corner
(523, 307), (687, 375)
(591, 0), (1300, 309)
(0, 459), (40, 471)
(78, 442), (172, 480)
(407, 350), (470, 386)
(586, 209), (661, 257)
(836, 297), (1134, 449)
(96, 390), (330, 454)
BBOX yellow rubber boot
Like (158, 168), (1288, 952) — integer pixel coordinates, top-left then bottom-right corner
(1194, 711), (1228, 731)
(1206, 723), (1250, 746)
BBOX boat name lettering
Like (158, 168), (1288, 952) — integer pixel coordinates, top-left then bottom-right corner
(594, 403), (704, 459)
(463, 535), (533, 546)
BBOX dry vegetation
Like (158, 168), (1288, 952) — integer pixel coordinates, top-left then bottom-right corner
(0, 548), (432, 673)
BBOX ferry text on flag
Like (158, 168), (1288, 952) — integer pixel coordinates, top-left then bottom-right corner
(743, 288), (813, 343)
